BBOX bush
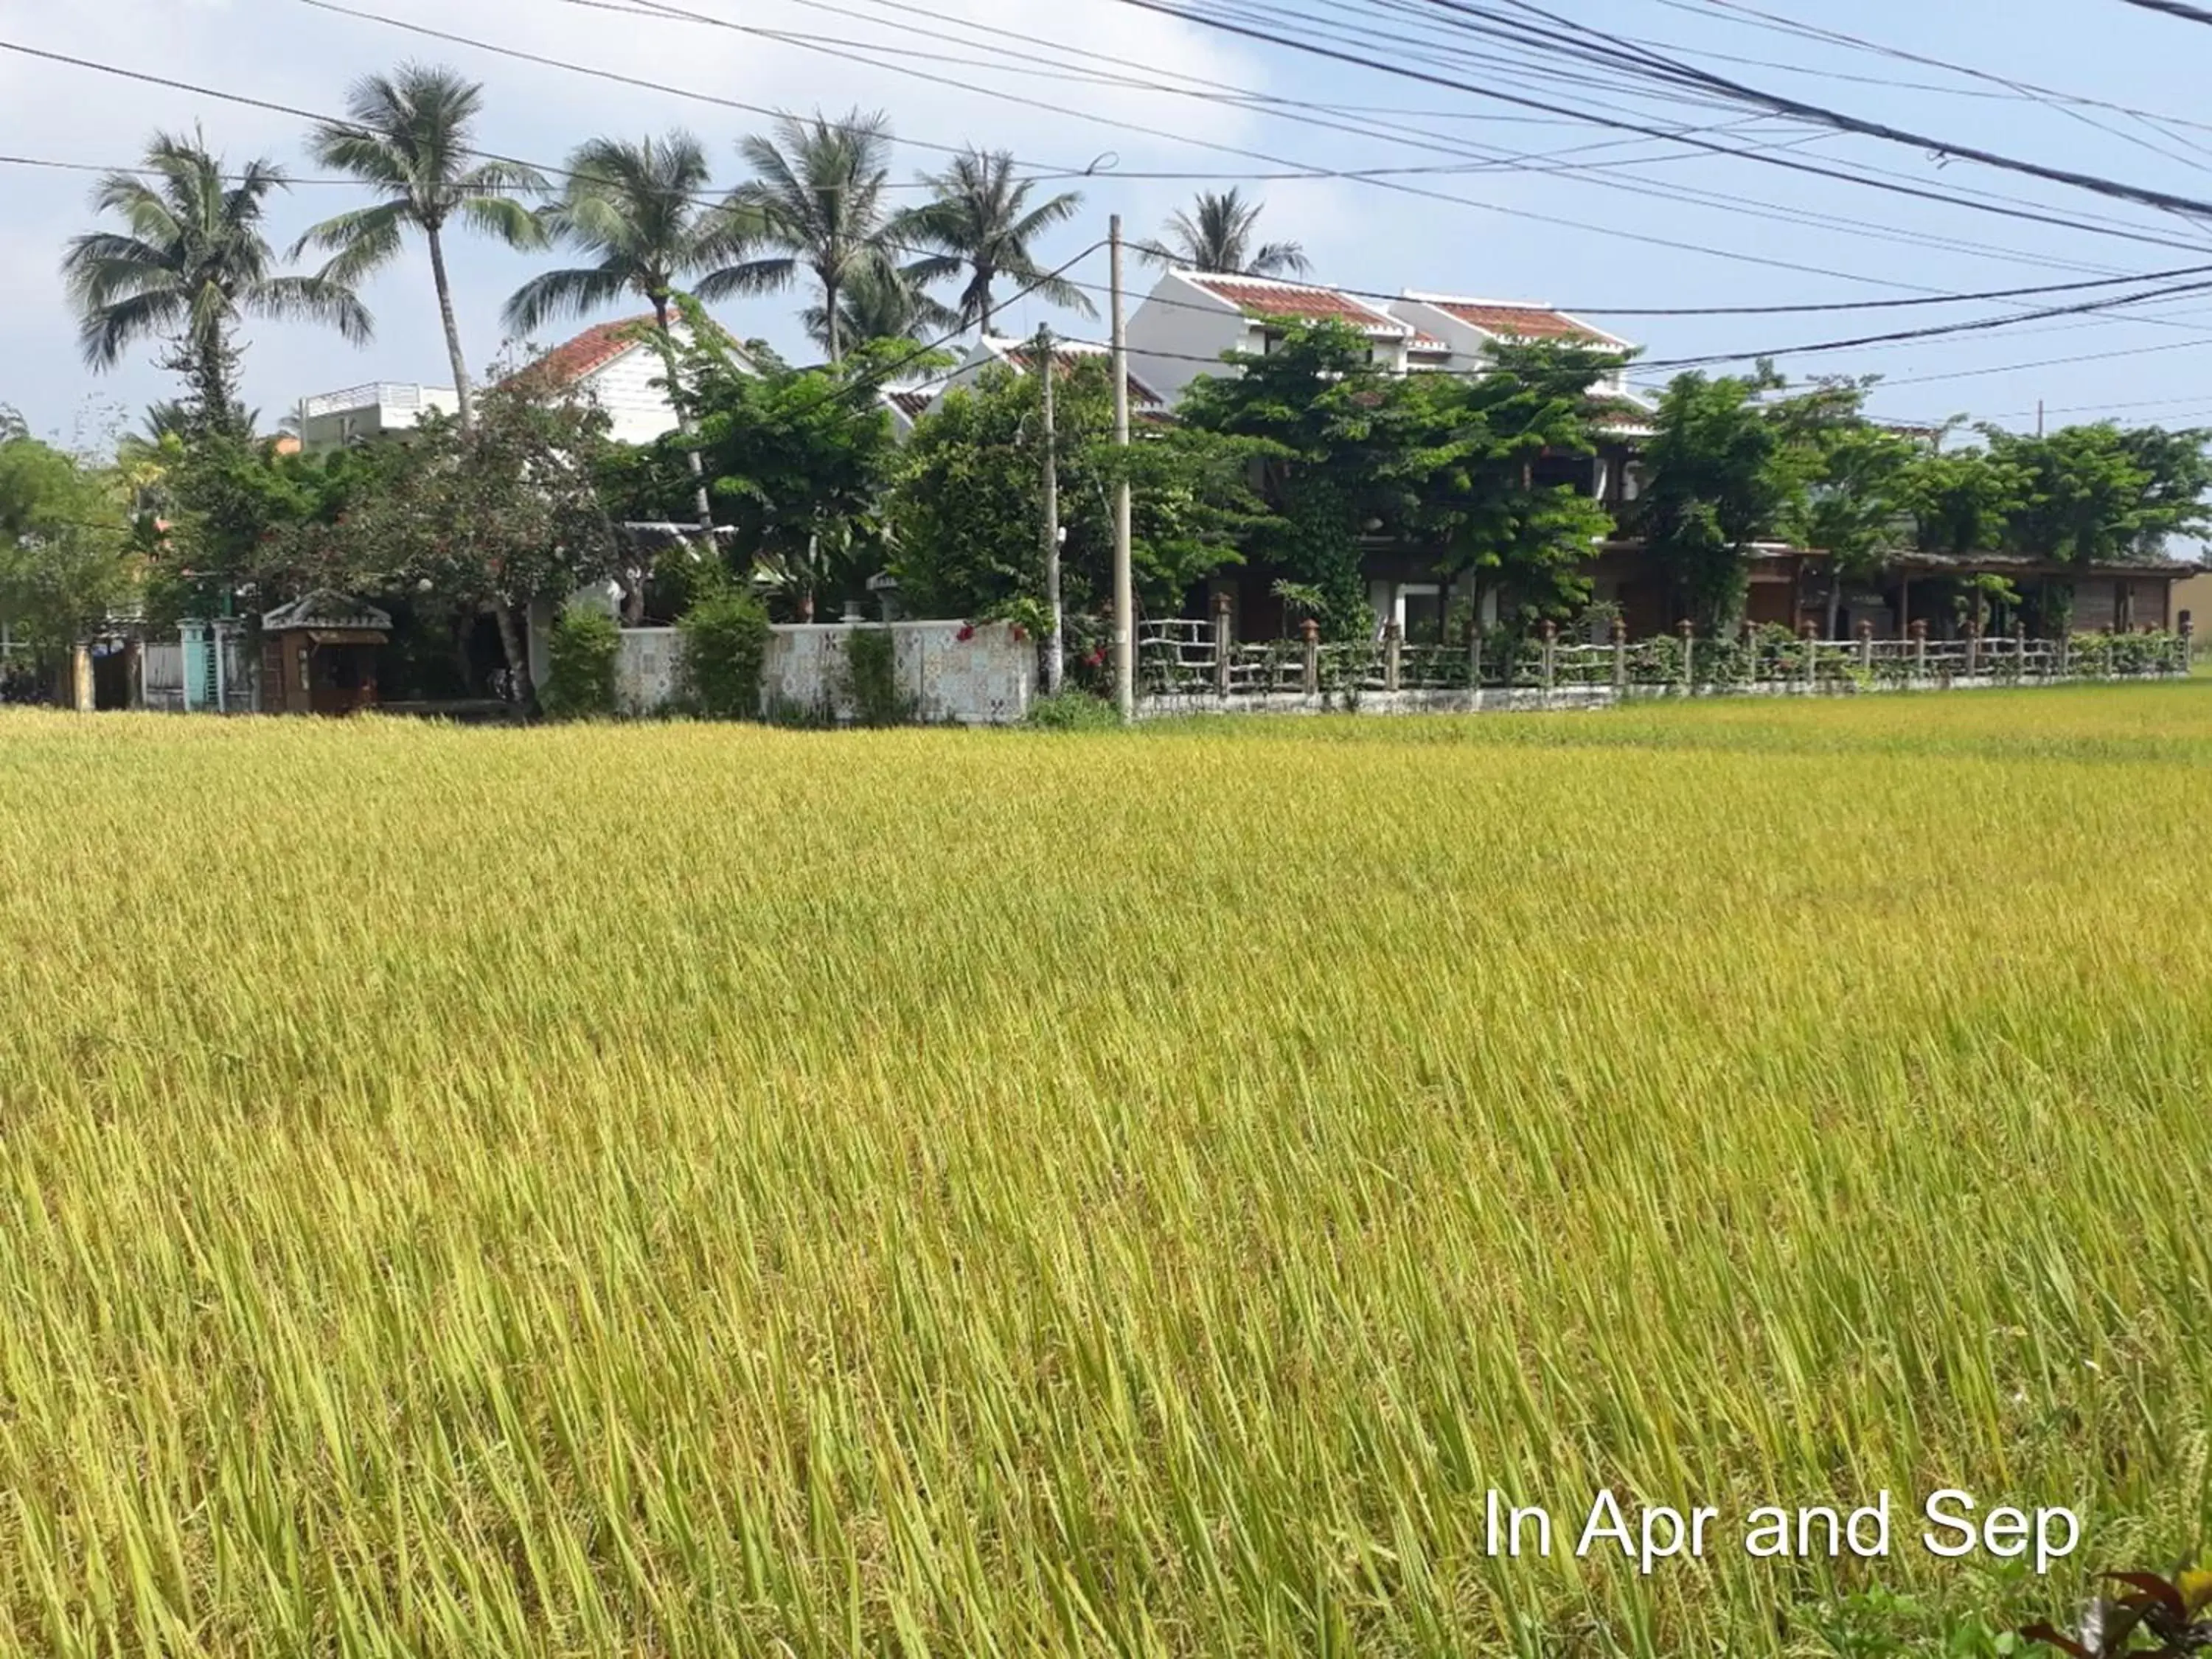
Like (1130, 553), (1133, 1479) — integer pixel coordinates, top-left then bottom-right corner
(1025, 689), (1122, 731)
(844, 627), (915, 727)
(678, 588), (772, 719)
(540, 605), (621, 720)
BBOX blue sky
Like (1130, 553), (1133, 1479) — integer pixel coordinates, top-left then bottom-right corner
(4, 0), (2212, 446)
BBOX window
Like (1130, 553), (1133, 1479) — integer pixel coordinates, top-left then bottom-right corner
(1399, 584), (1445, 645)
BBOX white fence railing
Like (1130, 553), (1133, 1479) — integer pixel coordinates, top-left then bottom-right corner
(1138, 619), (2194, 712)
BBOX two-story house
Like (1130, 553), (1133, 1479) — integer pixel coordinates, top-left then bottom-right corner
(1124, 269), (1653, 641)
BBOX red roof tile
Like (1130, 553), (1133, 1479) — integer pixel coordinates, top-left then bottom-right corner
(1186, 276), (1406, 335)
(999, 342), (1166, 408)
(1429, 301), (1610, 343)
(527, 316), (656, 386)
(886, 387), (935, 419)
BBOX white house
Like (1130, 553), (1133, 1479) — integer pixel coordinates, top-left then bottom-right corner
(295, 383), (459, 453)
(513, 315), (750, 446)
(1125, 271), (1436, 406)
(928, 334), (1168, 418)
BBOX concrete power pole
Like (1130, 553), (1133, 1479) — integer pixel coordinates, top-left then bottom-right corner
(1037, 324), (1064, 696)
(1110, 215), (1135, 722)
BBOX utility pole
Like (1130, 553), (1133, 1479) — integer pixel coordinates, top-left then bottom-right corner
(1110, 215), (1135, 722)
(2037, 399), (2045, 437)
(1037, 323), (1064, 695)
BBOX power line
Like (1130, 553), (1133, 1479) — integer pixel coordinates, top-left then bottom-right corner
(1411, 0), (2212, 221)
(540, 0), (2208, 290)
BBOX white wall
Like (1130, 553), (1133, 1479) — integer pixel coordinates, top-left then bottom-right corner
(611, 620), (1034, 725)
(577, 346), (687, 446)
(1126, 274), (1248, 406)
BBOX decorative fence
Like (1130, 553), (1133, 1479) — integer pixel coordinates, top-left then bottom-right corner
(1138, 616), (2194, 717)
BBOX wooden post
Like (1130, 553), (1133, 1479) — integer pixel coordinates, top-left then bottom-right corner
(1612, 616), (1628, 695)
(1898, 571), (1910, 639)
(1678, 619), (1694, 695)
(1857, 618), (1874, 675)
(1800, 620), (1817, 692)
(1540, 619), (1557, 702)
(1911, 619), (1928, 683)
(2183, 610), (2196, 675)
(1383, 619), (1403, 693)
(1213, 591), (1234, 699)
(69, 645), (94, 713)
(1301, 617), (1321, 697)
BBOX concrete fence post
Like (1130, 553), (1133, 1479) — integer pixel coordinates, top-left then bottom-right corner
(1213, 591), (1234, 699)
(1800, 620), (1817, 692)
(1301, 617), (1321, 697)
(1540, 619), (1557, 703)
(1678, 619), (1694, 695)
(2180, 609), (2195, 675)
(1383, 619), (1403, 694)
(1912, 619), (1928, 683)
(1964, 619), (1980, 678)
(1466, 614), (1484, 696)
(2012, 622), (2027, 680)
(1857, 619), (1874, 675)
(1611, 617), (1628, 695)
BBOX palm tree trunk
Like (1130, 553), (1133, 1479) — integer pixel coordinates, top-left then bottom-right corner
(824, 276), (843, 364)
(653, 296), (714, 535)
(426, 223), (475, 432)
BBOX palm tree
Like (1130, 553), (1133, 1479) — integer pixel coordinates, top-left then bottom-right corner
(1144, 187), (1310, 278)
(504, 131), (749, 529)
(709, 109), (903, 364)
(295, 64), (546, 431)
(62, 131), (372, 437)
(801, 262), (956, 355)
(896, 148), (1091, 338)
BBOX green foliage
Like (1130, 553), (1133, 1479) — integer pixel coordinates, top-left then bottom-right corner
(1024, 687), (1121, 729)
(0, 433), (136, 670)
(634, 311), (904, 621)
(841, 625), (911, 726)
(677, 584), (771, 718)
(1989, 422), (2212, 566)
(892, 355), (1259, 627)
(1180, 321), (1623, 636)
(1638, 363), (1799, 632)
(540, 603), (621, 720)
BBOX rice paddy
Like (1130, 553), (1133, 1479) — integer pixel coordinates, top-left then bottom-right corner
(4, 685), (2211, 1655)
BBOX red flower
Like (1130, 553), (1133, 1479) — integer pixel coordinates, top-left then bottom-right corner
(956, 624), (976, 642)
(1010, 625), (1029, 642)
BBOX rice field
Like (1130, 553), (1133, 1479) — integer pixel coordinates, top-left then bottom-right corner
(4, 685), (2211, 1656)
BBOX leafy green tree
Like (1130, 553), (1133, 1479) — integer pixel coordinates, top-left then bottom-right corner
(1989, 422), (2212, 566)
(0, 434), (136, 686)
(1895, 437), (2025, 557)
(892, 357), (1259, 630)
(282, 378), (622, 701)
(296, 64), (547, 430)
(626, 323), (906, 620)
(897, 147), (1091, 336)
(712, 110), (906, 364)
(62, 131), (373, 437)
(1637, 364), (1804, 633)
(1142, 188), (1308, 277)
(1416, 339), (1625, 626)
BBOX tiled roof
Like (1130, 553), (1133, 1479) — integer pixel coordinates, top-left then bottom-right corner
(992, 338), (1167, 408)
(1183, 274), (1408, 336)
(527, 316), (655, 385)
(885, 387), (936, 419)
(1420, 298), (1614, 344)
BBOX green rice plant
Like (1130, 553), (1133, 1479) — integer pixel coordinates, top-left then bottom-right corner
(3, 686), (2212, 1655)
